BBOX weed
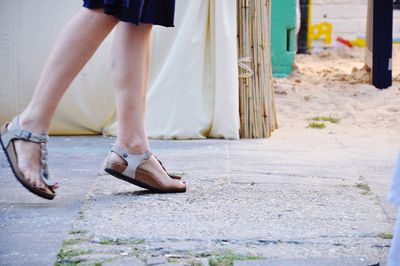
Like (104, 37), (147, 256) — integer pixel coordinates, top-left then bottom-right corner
(69, 230), (87, 235)
(378, 232), (393, 240)
(312, 116), (341, 124)
(54, 262), (78, 266)
(78, 210), (85, 219)
(61, 248), (92, 258)
(355, 183), (371, 195)
(131, 239), (145, 245)
(167, 258), (180, 263)
(98, 238), (145, 246)
(63, 238), (87, 246)
(191, 260), (202, 266)
(99, 239), (115, 245)
(56, 248), (93, 264)
(308, 122), (326, 129)
(208, 251), (263, 266)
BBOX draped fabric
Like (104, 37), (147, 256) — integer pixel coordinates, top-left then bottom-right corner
(83, 0), (176, 27)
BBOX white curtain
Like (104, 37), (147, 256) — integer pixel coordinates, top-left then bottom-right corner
(0, 0), (239, 139)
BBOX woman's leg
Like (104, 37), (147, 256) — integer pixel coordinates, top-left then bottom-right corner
(109, 22), (186, 190)
(13, 8), (118, 190)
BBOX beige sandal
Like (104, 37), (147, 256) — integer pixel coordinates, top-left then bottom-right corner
(0, 116), (57, 200)
(104, 145), (186, 193)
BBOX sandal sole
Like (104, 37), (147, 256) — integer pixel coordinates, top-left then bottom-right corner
(0, 126), (55, 200)
(104, 168), (186, 194)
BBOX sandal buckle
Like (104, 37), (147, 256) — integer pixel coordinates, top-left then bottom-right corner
(18, 130), (32, 140)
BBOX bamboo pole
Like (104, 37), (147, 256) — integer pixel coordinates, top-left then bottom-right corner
(237, 0), (277, 138)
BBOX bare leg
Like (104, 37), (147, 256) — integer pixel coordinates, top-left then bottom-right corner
(109, 22), (186, 190)
(11, 8), (118, 191)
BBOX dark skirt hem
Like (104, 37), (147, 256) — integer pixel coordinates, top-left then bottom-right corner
(83, 1), (175, 28)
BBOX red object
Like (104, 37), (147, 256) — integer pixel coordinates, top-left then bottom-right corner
(337, 37), (353, 48)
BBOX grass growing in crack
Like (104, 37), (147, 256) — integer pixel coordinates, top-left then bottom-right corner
(378, 232), (393, 239)
(56, 248), (93, 265)
(208, 251), (263, 266)
(355, 183), (371, 195)
(63, 238), (88, 246)
(191, 260), (203, 266)
(167, 258), (180, 263)
(55, 262), (101, 266)
(308, 122), (326, 129)
(312, 116), (341, 124)
(69, 229), (88, 235)
(55, 263), (78, 266)
(78, 210), (85, 219)
(98, 238), (145, 246)
(99, 239), (115, 245)
(58, 249), (92, 259)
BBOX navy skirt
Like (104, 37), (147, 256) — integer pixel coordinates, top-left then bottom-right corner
(83, 0), (176, 27)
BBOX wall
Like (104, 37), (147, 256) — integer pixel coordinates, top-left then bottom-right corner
(309, 0), (400, 49)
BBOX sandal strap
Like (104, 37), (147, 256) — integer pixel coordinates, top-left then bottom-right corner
(110, 145), (152, 179)
(153, 154), (168, 172)
(1, 116), (48, 148)
(39, 141), (56, 187)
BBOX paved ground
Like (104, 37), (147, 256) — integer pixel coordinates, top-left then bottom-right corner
(0, 126), (399, 266)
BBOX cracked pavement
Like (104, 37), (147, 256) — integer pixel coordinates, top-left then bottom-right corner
(0, 126), (399, 265)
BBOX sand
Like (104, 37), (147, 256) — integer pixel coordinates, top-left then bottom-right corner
(273, 46), (400, 133)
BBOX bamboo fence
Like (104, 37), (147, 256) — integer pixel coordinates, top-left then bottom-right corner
(237, 0), (278, 138)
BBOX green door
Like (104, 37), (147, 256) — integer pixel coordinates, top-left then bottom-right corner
(271, 0), (297, 77)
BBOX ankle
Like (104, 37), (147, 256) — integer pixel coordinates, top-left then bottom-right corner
(115, 139), (150, 154)
(19, 112), (50, 133)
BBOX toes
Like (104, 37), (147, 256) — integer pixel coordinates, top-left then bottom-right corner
(37, 182), (46, 190)
(36, 180), (58, 192)
(24, 175), (54, 191)
(33, 179), (42, 189)
(25, 176), (32, 184)
(173, 180), (187, 189)
(29, 178), (38, 188)
(39, 185), (54, 194)
(50, 183), (60, 190)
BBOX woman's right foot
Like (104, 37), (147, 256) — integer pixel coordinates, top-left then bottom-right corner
(105, 146), (187, 193)
(3, 119), (58, 195)
(12, 137), (58, 193)
(109, 151), (186, 190)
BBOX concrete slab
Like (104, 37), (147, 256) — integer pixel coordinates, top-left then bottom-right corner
(0, 136), (113, 266)
(234, 257), (379, 266)
(56, 129), (397, 265)
(0, 128), (398, 265)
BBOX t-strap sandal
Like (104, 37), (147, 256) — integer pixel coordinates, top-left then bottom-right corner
(0, 116), (57, 200)
(104, 145), (186, 193)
